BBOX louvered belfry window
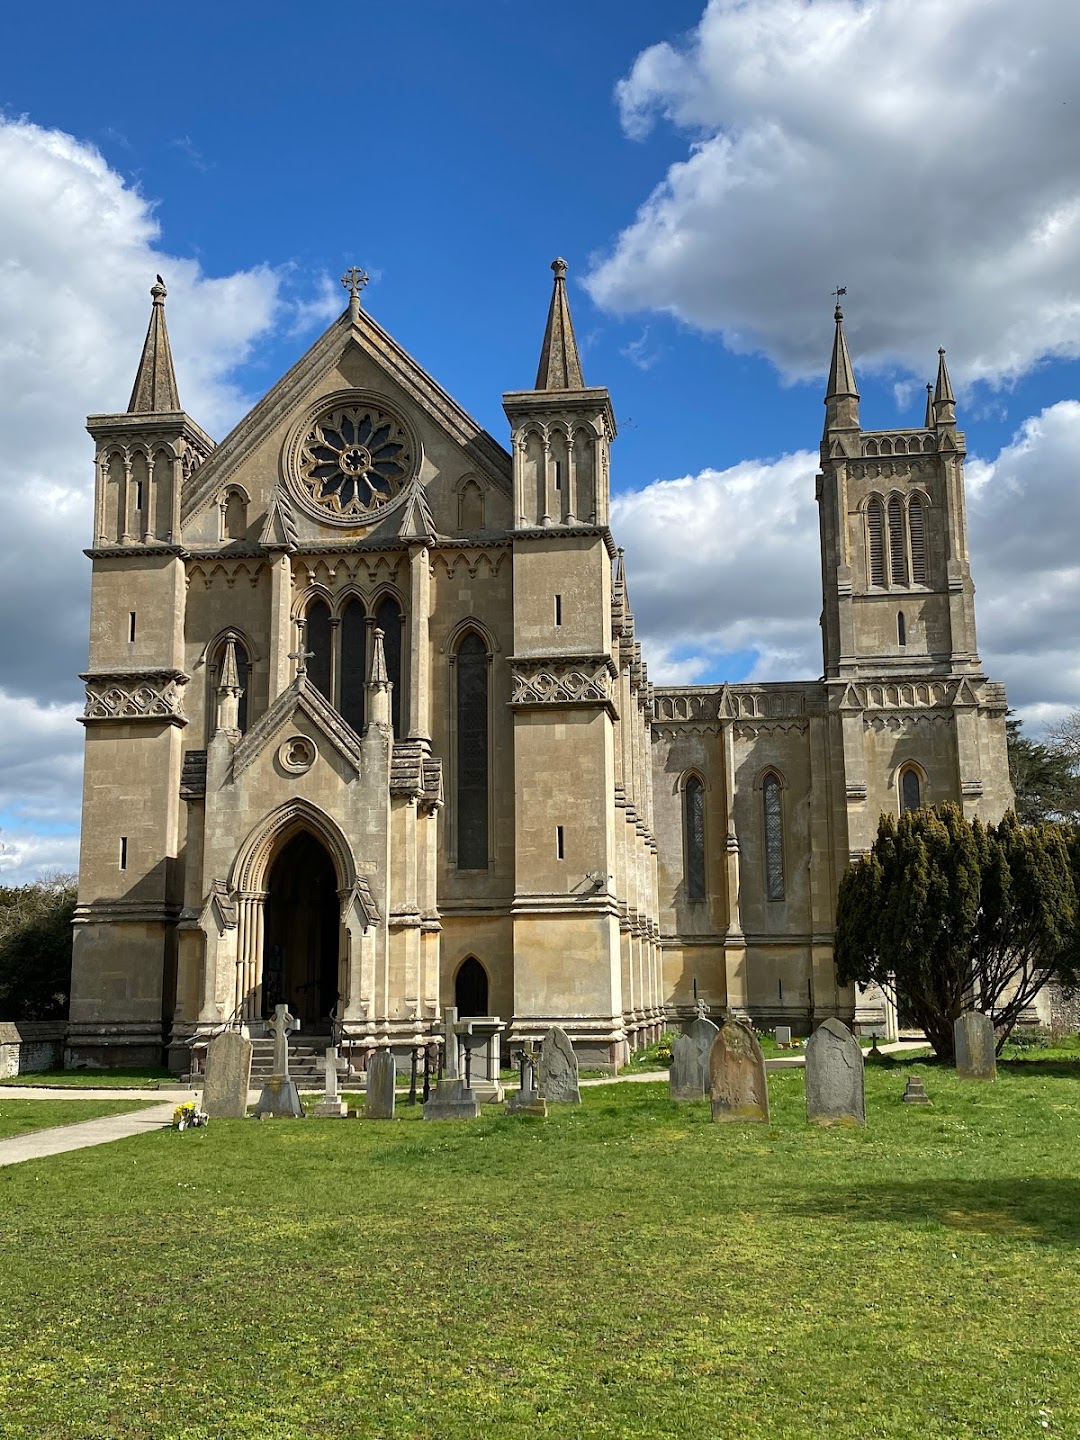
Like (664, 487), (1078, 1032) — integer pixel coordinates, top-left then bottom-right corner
(887, 497), (908, 586)
(908, 496), (927, 583)
(763, 774), (785, 901)
(456, 633), (489, 870)
(867, 499), (886, 587)
(684, 776), (705, 902)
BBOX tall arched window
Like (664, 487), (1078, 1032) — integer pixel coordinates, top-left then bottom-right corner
(456, 632), (489, 870)
(908, 496), (927, 583)
(455, 956), (489, 1016)
(897, 610), (907, 647)
(762, 773), (785, 901)
(900, 766), (922, 814)
(375, 596), (403, 738)
(887, 496), (908, 586)
(223, 489), (247, 540)
(306, 599), (332, 703)
(339, 597), (366, 735)
(683, 776), (706, 902)
(866, 498), (886, 588)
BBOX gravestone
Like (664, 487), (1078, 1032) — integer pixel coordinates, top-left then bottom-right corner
(774, 1025), (793, 1047)
(423, 1077), (481, 1120)
(254, 1004), (304, 1119)
(314, 1045), (347, 1118)
(902, 1075), (931, 1105)
(709, 1019), (769, 1123)
(669, 1034), (708, 1102)
(507, 1048), (547, 1116)
(457, 1017), (506, 1102)
(365, 1050), (397, 1119)
(804, 1018), (865, 1126)
(442, 1006), (460, 1080)
(954, 1011), (997, 1081)
(202, 1030), (252, 1119)
(538, 1026), (580, 1104)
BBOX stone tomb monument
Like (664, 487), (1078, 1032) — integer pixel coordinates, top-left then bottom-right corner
(507, 1046), (547, 1116)
(456, 1017), (506, 1103)
(804, 1018), (865, 1126)
(423, 1006), (481, 1120)
(365, 1050), (397, 1119)
(954, 1011), (997, 1081)
(202, 1030), (253, 1119)
(709, 1019), (770, 1123)
(253, 1004), (304, 1119)
(538, 1025), (580, 1104)
(670, 1013), (719, 1102)
(314, 1045), (347, 1118)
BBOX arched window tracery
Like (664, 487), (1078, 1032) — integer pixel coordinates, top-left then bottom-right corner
(683, 775), (706, 902)
(900, 765), (922, 814)
(762, 772), (785, 901)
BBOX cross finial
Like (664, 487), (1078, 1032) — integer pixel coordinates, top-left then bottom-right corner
(288, 619), (316, 679)
(832, 285), (847, 319)
(342, 266), (369, 320)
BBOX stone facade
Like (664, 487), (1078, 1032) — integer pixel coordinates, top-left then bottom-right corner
(68, 267), (1012, 1071)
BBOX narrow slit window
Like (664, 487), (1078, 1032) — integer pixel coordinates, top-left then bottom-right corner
(897, 611), (906, 646)
(887, 496), (907, 586)
(556, 825), (565, 860)
(128, 612), (136, 643)
(554, 594), (562, 627)
(119, 836), (128, 871)
(908, 497), (927, 583)
(866, 499), (886, 587)
(684, 776), (706, 902)
(763, 774), (785, 901)
(554, 460), (563, 491)
(135, 480), (144, 511)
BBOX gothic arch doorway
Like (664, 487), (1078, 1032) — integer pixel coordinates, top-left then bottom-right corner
(262, 831), (340, 1028)
(454, 956), (489, 1017)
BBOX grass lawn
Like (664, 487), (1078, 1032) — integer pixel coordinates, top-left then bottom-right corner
(0, 1067), (176, 1089)
(1, 1060), (1079, 1440)
(0, 1097), (157, 1139)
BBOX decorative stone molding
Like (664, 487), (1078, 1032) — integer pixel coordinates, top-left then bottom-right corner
(510, 655), (616, 710)
(80, 669), (188, 726)
(277, 735), (317, 775)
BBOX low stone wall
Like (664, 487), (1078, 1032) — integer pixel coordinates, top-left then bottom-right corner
(0, 1022), (66, 1078)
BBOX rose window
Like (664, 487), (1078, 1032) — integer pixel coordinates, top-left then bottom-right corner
(296, 404), (414, 519)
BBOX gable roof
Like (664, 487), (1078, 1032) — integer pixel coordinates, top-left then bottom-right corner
(182, 306), (512, 524)
(232, 676), (365, 780)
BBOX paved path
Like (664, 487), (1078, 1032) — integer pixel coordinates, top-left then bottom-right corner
(0, 1101), (178, 1169)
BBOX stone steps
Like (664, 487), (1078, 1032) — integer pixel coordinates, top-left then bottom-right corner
(248, 1038), (335, 1087)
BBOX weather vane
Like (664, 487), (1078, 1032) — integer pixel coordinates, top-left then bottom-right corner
(832, 285), (847, 307)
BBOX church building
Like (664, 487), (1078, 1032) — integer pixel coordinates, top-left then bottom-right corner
(68, 262), (1012, 1070)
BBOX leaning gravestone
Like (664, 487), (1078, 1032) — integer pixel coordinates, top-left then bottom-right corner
(538, 1026), (580, 1104)
(954, 1011), (997, 1081)
(365, 1051), (397, 1120)
(709, 1019), (769, 1123)
(670, 1034), (708, 1102)
(202, 1030), (252, 1119)
(804, 1018), (865, 1126)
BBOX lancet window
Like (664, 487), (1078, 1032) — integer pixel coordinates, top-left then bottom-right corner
(762, 772), (785, 901)
(455, 631), (489, 870)
(900, 765), (922, 814)
(683, 775), (706, 902)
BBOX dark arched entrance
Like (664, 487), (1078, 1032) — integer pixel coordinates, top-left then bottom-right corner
(262, 831), (339, 1028)
(455, 956), (489, 1017)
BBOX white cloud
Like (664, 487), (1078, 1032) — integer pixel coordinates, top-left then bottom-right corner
(588, 0), (1080, 387)
(0, 117), (336, 884)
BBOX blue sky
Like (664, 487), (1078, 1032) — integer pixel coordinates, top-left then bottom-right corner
(2, 0), (1080, 879)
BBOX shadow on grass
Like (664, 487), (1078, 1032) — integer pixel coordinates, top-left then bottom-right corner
(998, 1058), (1080, 1079)
(785, 1177), (1080, 1247)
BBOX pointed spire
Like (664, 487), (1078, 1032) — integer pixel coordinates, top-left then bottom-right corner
(924, 382), (934, 429)
(128, 276), (181, 414)
(214, 638), (242, 736)
(366, 627), (392, 730)
(823, 301), (860, 432)
(933, 346), (956, 426)
(535, 258), (585, 391)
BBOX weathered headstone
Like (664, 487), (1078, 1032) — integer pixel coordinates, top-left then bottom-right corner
(709, 1019), (769, 1123)
(202, 1030), (253, 1119)
(538, 1026), (580, 1104)
(954, 1011), (997, 1081)
(254, 1004), (304, 1119)
(314, 1045), (347, 1118)
(902, 1074), (931, 1105)
(669, 1034), (708, 1102)
(423, 1077), (481, 1120)
(507, 1048), (547, 1116)
(804, 1018), (865, 1126)
(441, 1006), (460, 1080)
(774, 1025), (793, 1047)
(365, 1050), (397, 1119)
